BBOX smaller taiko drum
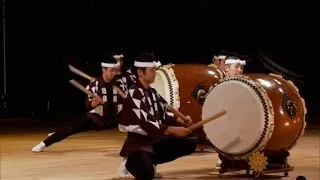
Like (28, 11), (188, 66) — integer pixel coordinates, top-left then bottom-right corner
(151, 63), (223, 141)
(202, 73), (307, 160)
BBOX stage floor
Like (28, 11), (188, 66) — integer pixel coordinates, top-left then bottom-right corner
(1, 126), (319, 180)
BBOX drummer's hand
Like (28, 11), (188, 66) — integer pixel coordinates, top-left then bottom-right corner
(184, 116), (193, 127)
(91, 96), (103, 108)
(165, 126), (192, 137)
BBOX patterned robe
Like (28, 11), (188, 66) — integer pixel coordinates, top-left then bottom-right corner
(118, 80), (179, 157)
(85, 76), (122, 127)
(114, 67), (137, 95)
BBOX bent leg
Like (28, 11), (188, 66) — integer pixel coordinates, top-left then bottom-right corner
(32, 116), (99, 152)
(125, 151), (154, 180)
(43, 116), (97, 147)
(152, 136), (197, 165)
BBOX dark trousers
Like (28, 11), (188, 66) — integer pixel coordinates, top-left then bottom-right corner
(125, 137), (196, 180)
(43, 116), (114, 147)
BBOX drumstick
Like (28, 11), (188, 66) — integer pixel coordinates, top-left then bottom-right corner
(69, 79), (96, 98)
(69, 79), (104, 116)
(68, 64), (95, 82)
(112, 85), (127, 98)
(164, 104), (190, 122)
(188, 110), (226, 131)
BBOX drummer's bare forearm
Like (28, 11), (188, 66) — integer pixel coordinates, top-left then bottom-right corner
(176, 118), (186, 126)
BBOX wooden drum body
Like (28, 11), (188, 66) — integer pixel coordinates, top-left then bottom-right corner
(202, 73), (307, 160)
(151, 64), (222, 140)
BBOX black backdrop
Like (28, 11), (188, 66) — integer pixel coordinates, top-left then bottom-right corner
(1, 1), (318, 119)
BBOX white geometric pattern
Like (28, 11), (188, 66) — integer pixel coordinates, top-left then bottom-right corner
(133, 98), (141, 109)
(132, 108), (141, 119)
(128, 86), (164, 130)
(103, 95), (107, 102)
(147, 97), (152, 106)
(118, 124), (147, 135)
(117, 104), (123, 114)
(140, 109), (148, 120)
(149, 121), (160, 129)
(129, 89), (135, 97)
(150, 108), (154, 115)
(91, 87), (96, 93)
(122, 77), (127, 83)
(154, 103), (158, 111)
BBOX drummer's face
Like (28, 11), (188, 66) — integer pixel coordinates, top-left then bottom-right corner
(218, 59), (226, 70)
(213, 58), (226, 71)
(139, 67), (157, 84)
(225, 63), (244, 76)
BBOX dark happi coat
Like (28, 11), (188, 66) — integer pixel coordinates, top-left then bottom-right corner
(85, 76), (122, 127)
(118, 80), (179, 157)
(114, 67), (137, 95)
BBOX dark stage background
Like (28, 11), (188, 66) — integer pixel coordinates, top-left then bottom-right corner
(0, 1), (318, 122)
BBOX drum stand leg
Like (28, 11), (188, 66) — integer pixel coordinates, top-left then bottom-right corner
(217, 151), (293, 179)
(255, 151), (293, 178)
(217, 154), (250, 178)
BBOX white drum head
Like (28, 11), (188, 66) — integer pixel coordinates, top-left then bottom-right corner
(152, 72), (167, 101)
(150, 65), (180, 109)
(202, 77), (274, 158)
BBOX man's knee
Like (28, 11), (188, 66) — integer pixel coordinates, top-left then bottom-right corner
(180, 138), (197, 155)
(186, 139), (197, 153)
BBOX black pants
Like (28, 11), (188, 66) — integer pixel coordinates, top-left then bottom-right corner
(125, 137), (197, 180)
(43, 116), (115, 147)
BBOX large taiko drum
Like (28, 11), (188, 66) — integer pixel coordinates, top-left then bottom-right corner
(151, 63), (223, 141)
(202, 73), (307, 160)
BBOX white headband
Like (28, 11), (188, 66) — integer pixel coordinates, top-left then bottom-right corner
(134, 61), (162, 68)
(225, 59), (246, 65)
(101, 61), (120, 68)
(217, 55), (226, 59)
(113, 54), (124, 58)
(214, 55), (227, 59)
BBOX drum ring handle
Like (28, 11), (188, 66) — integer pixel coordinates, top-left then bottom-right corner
(282, 93), (298, 119)
(191, 83), (208, 104)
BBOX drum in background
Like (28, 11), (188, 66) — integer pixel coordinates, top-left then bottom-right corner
(202, 73), (307, 160)
(151, 63), (222, 141)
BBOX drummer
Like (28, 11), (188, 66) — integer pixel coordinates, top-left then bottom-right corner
(215, 55), (246, 169)
(211, 51), (228, 78)
(224, 55), (246, 77)
(117, 52), (196, 179)
(212, 50), (228, 71)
